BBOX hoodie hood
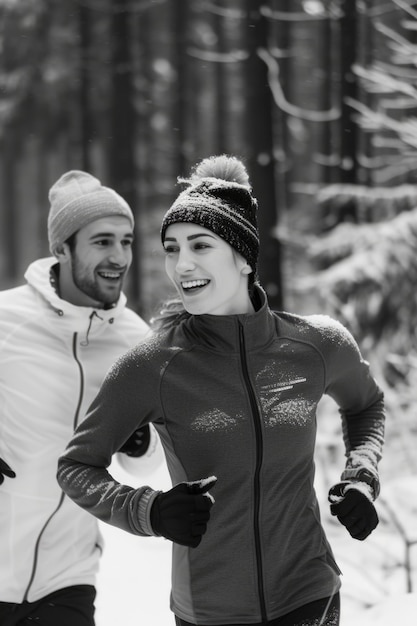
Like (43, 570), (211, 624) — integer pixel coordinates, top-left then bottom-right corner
(24, 257), (127, 323)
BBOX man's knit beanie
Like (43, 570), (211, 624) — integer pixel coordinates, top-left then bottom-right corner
(48, 170), (134, 255)
(161, 155), (259, 273)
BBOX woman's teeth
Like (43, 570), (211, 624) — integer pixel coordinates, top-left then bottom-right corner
(182, 279), (209, 290)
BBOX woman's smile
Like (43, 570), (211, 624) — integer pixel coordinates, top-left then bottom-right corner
(181, 279), (211, 294)
(164, 223), (253, 315)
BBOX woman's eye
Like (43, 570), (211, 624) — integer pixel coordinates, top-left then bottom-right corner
(194, 242), (210, 250)
(164, 246), (178, 254)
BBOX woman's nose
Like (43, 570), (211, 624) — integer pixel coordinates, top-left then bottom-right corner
(176, 250), (195, 273)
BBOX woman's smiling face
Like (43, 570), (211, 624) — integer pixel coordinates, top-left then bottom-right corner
(163, 222), (254, 316)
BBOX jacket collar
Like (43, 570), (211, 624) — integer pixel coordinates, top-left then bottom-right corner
(24, 257), (127, 324)
(181, 285), (276, 353)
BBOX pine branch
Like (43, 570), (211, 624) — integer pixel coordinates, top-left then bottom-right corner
(295, 209), (417, 343)
(316, 183), (417, 227)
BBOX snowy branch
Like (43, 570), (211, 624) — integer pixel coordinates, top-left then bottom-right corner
(186, 48), (249, 63)
(353, 64), (417, 98)
(258, 48), (340, 122)
(375, 20), (417, 55)
(346, 97), (417, 149)
(199, 0), (246, 19)
(393, 0), (417, 20)
(260, 4), (341, 21)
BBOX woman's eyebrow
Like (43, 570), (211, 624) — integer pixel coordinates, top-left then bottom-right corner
(187, 233), (216, 240)
(164, 233), (217, 243)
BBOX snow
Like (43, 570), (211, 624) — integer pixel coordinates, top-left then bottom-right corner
(95, 457), (173, 626)
(94, 457), (417, 625)
(353, 594), (417, 626)
(95, 523), (173, 625)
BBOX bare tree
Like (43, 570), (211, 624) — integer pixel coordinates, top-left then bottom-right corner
(109, 0), (140, 307)
(79, 0), (93, 171)
(245, 0), (283, 308)
(339, 0), (359, 183)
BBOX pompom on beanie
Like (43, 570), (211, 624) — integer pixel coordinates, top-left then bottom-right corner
(48, 170), (134, 255)
(160, 155), (259, 273)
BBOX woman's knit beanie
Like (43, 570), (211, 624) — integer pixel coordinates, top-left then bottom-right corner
(160, 155), (259, 273)
(48, 170), (134, 255)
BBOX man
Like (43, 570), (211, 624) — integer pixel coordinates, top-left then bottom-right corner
(0, 170), (160, 625)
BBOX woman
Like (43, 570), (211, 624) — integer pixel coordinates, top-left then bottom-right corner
(58, 155), (385, 626)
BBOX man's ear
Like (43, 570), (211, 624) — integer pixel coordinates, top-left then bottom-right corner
(54, 243), (71, 264)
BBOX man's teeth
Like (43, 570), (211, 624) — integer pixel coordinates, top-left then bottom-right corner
(182, 279), (209, 290)
(99, 271), (121, 279)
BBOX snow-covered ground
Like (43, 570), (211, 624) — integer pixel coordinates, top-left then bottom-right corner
(94, 455), (417, 625)
(95, 453), (173, 626)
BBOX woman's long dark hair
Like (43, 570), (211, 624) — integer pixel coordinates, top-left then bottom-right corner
(150, 297), (190, 332)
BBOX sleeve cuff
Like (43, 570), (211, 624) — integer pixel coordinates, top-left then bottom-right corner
(341, 468), (380, 500)
(136, 487), (161, 536)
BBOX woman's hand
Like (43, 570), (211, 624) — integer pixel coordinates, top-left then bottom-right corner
(150, 476), (217, 547)
(329, 483), (378, 540)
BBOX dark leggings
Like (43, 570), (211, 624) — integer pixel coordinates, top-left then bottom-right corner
(175, 592), (340, 626)
(0, 585), (96, 626)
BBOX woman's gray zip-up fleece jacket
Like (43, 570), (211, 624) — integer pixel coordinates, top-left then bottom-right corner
(0, 257), (157, 604)
(58, 286), (385, 625)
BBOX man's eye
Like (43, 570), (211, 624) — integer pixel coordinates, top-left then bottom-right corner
(122, 240), (133, 247)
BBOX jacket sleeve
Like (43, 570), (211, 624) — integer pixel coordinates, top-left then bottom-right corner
(320, 318), (385, 493)
(57, 348), (162, 536)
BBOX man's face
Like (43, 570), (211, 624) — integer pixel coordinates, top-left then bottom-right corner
(59, 216), (134, 307)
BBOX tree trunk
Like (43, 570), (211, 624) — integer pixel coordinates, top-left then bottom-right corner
(244, 0), (283, 309)
(321, 9), (335, 184)
(1, 135), (18, 281)
(79, 0), (93, 171)
(173, 0), (188, 175)
(188, 1), (219, 161)
(270, 0), (291, 217)
(340, 0), (359, 183)
(109, 0), (141, 310)
(358, 0), (374, 186)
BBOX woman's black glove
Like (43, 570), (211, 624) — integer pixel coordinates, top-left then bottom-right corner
(118, 425), (151, 457)
(329, 483), (379, 541)
(150, 476), (217, 548)
(0, 457), (16, 485)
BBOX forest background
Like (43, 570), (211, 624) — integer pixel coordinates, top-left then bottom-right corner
(1, 0), (416, 622)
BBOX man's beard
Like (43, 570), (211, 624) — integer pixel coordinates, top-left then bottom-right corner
(71, 256), (122, 306)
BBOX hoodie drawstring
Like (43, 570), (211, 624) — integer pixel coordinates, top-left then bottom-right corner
(80, 311), (103, 346)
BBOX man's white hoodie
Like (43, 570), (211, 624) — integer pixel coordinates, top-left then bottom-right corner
(0, 257), (156, 602)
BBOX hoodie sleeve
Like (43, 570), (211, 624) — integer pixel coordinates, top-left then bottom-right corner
(314, 316), (385, 491)
(57, 346), (162, 536)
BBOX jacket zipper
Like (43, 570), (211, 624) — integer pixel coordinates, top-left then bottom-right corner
(238, 322), (267, 624)
(23, 333), (84, 602)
